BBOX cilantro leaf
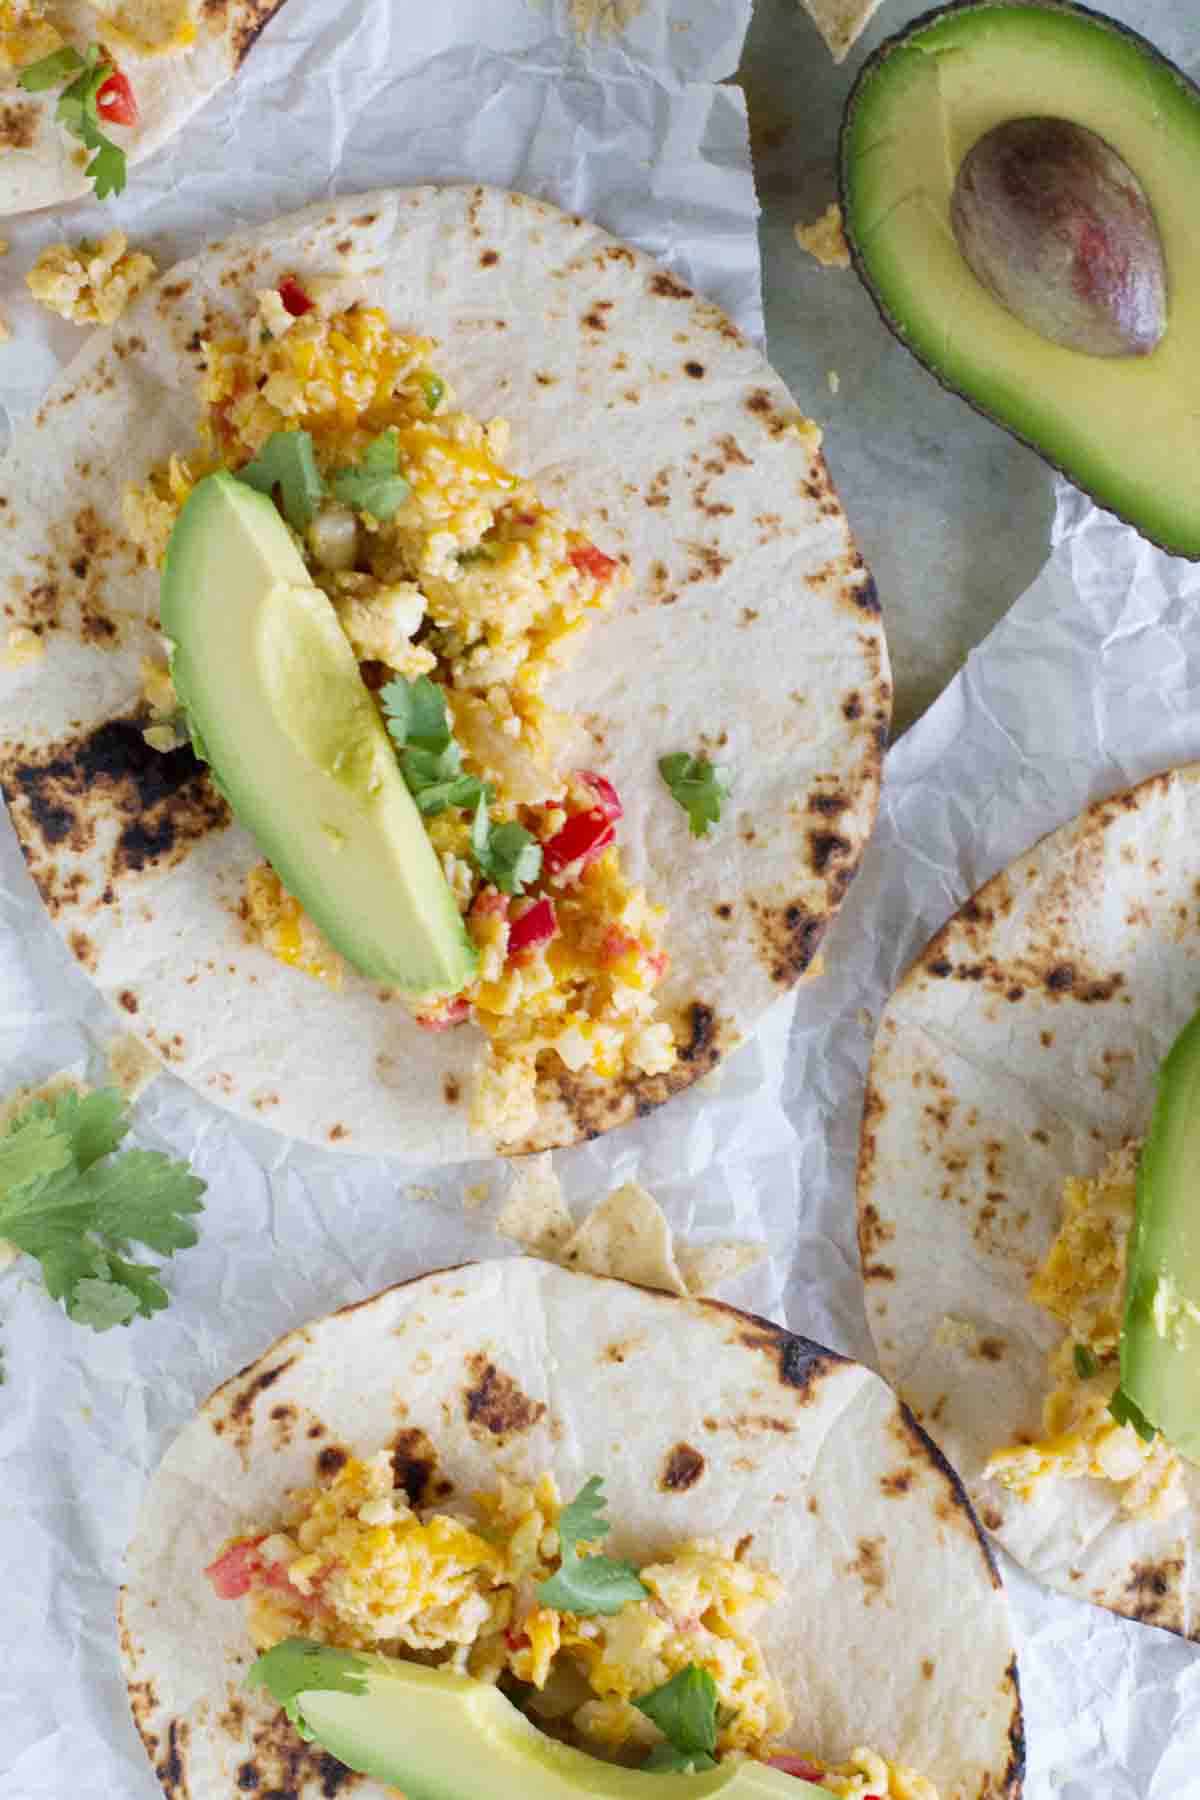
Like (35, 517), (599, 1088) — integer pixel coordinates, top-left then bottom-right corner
(658, 752), (729, 839)
(0, 1085), (205, 1334)
(412, 774), (492, 818)
(635, 1666), (719, 1757)
(247, 1639), (370, 1740)
(330, 428), (411, 521)
(381, 676), (452, 754)
(470, 797), (542, 897)
(85, 136), (127, 201)
(238, 431), (327, 532)
(1109, 1385), (1158, 1443)
(1073, 1343), (1098, 1381)
(18, 45), (86, 91)
(537, 1476), (649, 1616)
(642, 1745), (718, 1775)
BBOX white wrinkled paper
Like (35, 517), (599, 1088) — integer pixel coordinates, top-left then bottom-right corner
(0, 0), (1196, 1794)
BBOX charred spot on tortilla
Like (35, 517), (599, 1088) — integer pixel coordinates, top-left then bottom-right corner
(316, 1444), (350, 1479)
(649, 272), (693, 301)
(227, 1357), (298, 1427)
(1123, 1559), (1187, 1634)
(846, 1536), (887, 1602)
(750, 897), (826, 987)
(155, 1718), (189, 1799)
(880, 1469), (913, 1497)
(809, 831), (853, 876)
(660, 1443), (706, 1491)
(390, 1427), (440, 1507)
(242, 1701), (361, 1795)
(892, 1403), (1004, 1591)
(463, 1354), (546, 1441)
(0, 101), (36, 150)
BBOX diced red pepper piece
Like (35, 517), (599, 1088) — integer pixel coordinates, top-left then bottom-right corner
(415, 996), (471, 1031)
(766, 1758), (826, 1782)
(203, 1537), (264, 1599)
(577, 770), (623, 822)
(504, 1626), (531, 1651)
(569, 543), (618, 582)
(507, 897), (558, 956)
(599, 925), (640, 966)
(542, 807), (615, 878)
(278, 276), (315, 317)
(96, 68), (137, 127)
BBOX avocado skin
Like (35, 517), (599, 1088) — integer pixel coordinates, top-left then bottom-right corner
(838, 0), (1200, 562)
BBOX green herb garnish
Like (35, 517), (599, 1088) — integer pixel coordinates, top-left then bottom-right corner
(420, 371), (446, 413)
(1109, 1385), (1158, 1443)
(380, 678), (491, 816)
(330, 428), (411, 521)
(635, 1666), (720, 1765)
(237, 430), (326, 532)
(1073, 1343), (1098, 1381)
(470, 796), (542, 897)
(657, 752), (729, 839)
(0, 1086), (205, 1332)
(381, 675), (452, 754)
(19, 43), (128, 199)
(457, 545), (495, 567)
(247, 1639), (370, 1741)
(537, 1476), (649, 1616)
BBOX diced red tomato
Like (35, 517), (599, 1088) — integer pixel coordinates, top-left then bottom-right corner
(415, 996), (471, 1031)
(543, 807), (615, 878)
(504, 1627), (531, 1651)
(512, 512), (539, 527)
(470, 887), (509, 920)
(203, 1537), (264, 1600)
(645, 949), (668, 982)
(278, 276), (315, 317)
(599, 925), (640, 966)
(96, 68), (137, 127)
(766, 1758), (826, 1783)
(507, 897), (558, 956)
(569, 543), (618, 582)
(577, 770), (623, 822)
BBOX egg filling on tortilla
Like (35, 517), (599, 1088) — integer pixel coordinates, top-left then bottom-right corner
(125, 278), (676, 1145)
(984, 1141), (1185, 1520)
(205, 1450), (937, 1798)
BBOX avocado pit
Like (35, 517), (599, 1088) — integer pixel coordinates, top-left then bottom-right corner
(950, 117), (1167, 358)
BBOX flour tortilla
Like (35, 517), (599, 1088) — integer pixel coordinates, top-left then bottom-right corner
(859, 764), (1200, 1636)
(118, 1260), (1022, 1799)
(0, 1), (285, 215)
(0, 185), (889, 1161)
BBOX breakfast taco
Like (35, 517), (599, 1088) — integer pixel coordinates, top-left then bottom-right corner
(0, 1), (285, 211)
(0, 186), (889, 1161)
(118, 1260), (1023, 1799)
(858, 764), (1200, 1635)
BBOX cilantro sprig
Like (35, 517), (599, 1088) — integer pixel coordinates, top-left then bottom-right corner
(1109, 1385), (1157, 1443)
(331, 428), (411, 522)
(537, 1477), (649, 1616)
(1073, 1343), (1098, 1381)
(247, 1639), (369, 1741)
(237, 431), (326, 533)
(380, 677), (492, 818)
(470, 795), (541, 897)
(635, 1665), (720, 1771)
(658, 752), (729, 840)
(0, 1087), (205, 1332)
(19, 43), (128, 199)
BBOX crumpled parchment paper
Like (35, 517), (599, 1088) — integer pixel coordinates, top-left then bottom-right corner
(0, 0), (1197, 1794)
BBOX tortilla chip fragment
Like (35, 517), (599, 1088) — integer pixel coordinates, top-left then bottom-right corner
(794, 204), (850, 270)
(796, 0), (887, 62)
(677, 1242), (766, 1296)
(496, 1153), (573, 1257)
(562, 1181), (688, 1295)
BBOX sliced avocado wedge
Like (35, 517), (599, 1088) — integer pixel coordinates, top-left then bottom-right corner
(840, 1), (1200, 559)
(248, 1643), (826, 1799)
(161, 472), (476, 994)
(1119, 1007), (1200, 1460)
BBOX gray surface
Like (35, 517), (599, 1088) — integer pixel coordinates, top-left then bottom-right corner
(740, 0), (1196, 732)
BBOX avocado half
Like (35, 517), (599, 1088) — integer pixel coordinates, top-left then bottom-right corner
(839, 1), (1200, 559)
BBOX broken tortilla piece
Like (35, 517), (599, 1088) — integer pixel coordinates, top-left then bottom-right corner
(562, 1180), (689, 1295)
(677, 1241), (766, 1294)
(796, 0), (888, 62)
(495, 1152), (573, 1258)
(795, 203), (850, 270)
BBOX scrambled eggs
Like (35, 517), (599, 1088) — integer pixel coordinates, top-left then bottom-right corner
(127, 277), (677, 1142)
(985, 1141), (1185, 1519)
(27, 231), (156, 325)
(206, 1451), (937, 1798)
(0, 0), (61, 72)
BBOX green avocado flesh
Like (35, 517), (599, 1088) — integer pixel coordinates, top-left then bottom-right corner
(1120, 1008), (1200, 1460)
(841, 3), (1200, 557)
(290, 1657), (825, 1799)
(160, 471), (477, 994)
